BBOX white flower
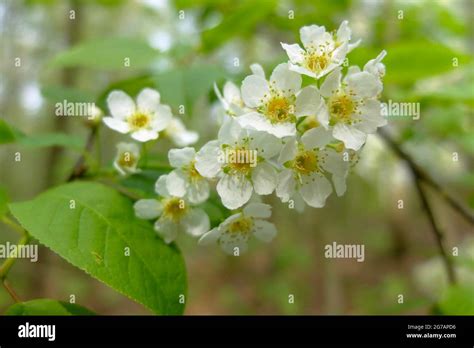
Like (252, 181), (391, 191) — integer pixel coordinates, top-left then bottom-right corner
(166, 147), (210, 204)
(363, 50), (387, 81)
(103, 88), (172, 142)
(318, 66), (386, 150)
(195, 119), (281, 210)
(134, 175), (210, 244)
(162, 117), (199, 147)
(281, 21), (360, 79)
(238, 63), (308, 138)
(214, 81), (247, 117)
(199, 203), (277, 255)
(276, 130), (349, 208)
(113, 142), (141, 176)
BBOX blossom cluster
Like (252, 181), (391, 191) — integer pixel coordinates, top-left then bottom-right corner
(102, 22), (387, 255)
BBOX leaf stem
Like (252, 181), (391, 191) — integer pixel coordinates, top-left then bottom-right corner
(2, 279), (21, 303)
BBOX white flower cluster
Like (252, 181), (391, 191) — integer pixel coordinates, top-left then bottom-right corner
(108, 22), (387, 255)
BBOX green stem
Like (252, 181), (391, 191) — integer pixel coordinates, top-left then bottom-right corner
(0, 234), (30, 280)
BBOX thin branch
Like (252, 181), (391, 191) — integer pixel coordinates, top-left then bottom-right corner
(378, 128), (474, 225)
(413, 179), (456, 284)
(2, 279), (21, 303)
(67, 125), (98, 181)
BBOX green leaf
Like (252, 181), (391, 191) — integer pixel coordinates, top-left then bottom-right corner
(349, 41), (471, 84)
(0, 119), (85, 150)
(437, 285), (474, 315)
(9, 182), (187, 315)
(0, 185), (9, 218)
(50, 38), (159, 70)
(201, 0), (276, 52)
(0, 119), (23, 144)
(17, 133), (85, 151)
(41, 85), (95, 103)
(5, 299), (95, 316)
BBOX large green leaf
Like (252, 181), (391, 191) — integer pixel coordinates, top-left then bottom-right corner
(201, 0), (276, 52)
(0, 119), (23, 144)
(348, 41), (471, 84)
(50, 37), (159, 70)
(9, 182), (187, 315)
(5, 299), (95, 316)
(17, 133), (85, 150)
(437, 285), (474, 315)
(0, 119), (85, 150)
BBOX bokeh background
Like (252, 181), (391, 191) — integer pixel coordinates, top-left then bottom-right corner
(0, 0), (473, 315)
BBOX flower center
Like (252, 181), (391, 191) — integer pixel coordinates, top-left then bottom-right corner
(224, 146), (255, 175)
(186, 160), (203, 182)
(265, 96), (293, 123)
(293, 150), (319, 175)
(117, 152), (136, 168)
(163, 197), (187, 222)
(329, 94), (355, 125)
(228, 216), (254, 235)
(305, 52), (329, 73)
(128, 112), (150, 130)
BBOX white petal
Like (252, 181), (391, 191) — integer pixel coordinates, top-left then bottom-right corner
(252, 162), (277, 195)
(276, 169), (296, 202)
(301, 126), (334, 149)
(299, 24), (326, 49)
(131, 129), (158, 142)
(103, 117), (130, 134)
(181, 208), (210, 237)
(166, 170), (187, 197)
(223, 81), (241, 103)
(295, 86), (323, 117)
(332, 174), (347, 197)
(278, 138), (297, 164)
(320, 67), (341, 98)
(253, 220), (277, 243)
(155, 175), (170, 197)
(249, 131), (282, 159)
(218, 118), (244, 144)
(187, 180), (210, 204)
(195, 140), (222, 178)
(134, 199), (162, 219)
(332, 123), (367, 150)
(137, 88), (161, 113)
(336, 20), (351, 42)
(241, 74), (270, 108)
(107, 90), (135, 120)
(321, 148), (349, 176)
(168, 147), (195, 168)
(236, 112), (272, 133)
(288, 63), (317, 78)
(218, 229), (249, 255)
(216, 174), (253, 210)
(150, 104), (172, 132)
(243, 203), (272, 219)
(154, 217), (178, 244)
(280, 43), (305, 64)
(250, 63), (266, 78)
(299, 173), (332, 208)
(356, 99), (386, 133)
(331, 42), (349, 64)
(317, 104), (330, 129)
(345, 71), (382, 98)
(198, 227), (221, 246)
(269, 63), (302, 94)
(171, 129), (198, 146)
